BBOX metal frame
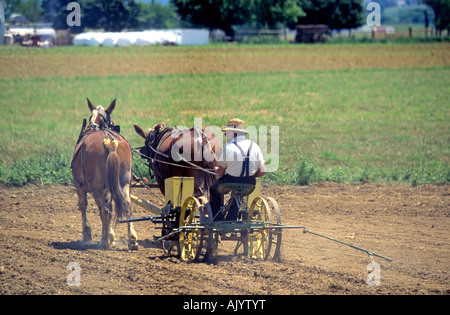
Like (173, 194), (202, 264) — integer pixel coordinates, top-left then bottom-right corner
(120, 176), (392, 264)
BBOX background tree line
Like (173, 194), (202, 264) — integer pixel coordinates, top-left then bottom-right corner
(5, 0), (181, 30)
(170, 0), (366, 36)
(4, 0), (450, 36)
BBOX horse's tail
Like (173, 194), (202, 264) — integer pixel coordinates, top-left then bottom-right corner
(105, 138), (128, 219)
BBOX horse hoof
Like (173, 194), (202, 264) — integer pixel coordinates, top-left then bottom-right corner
(82, 233), (92, 243)
(128, 243), (139, 251)
(99, 241), (111, 250)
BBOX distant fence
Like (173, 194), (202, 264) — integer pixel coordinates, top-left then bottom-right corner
(233, 26), (449, 44)
(234, 29), (291, 43)
(342, 27), (450, 40)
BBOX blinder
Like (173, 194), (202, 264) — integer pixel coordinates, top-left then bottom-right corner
(87, 110), (120, 133)
(111, 125), (120, 133)
(139, 145), (150, 159)
(97, 109), (120, 133)
(97, 109), (112, 128)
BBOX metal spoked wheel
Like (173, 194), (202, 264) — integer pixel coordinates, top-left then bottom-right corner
(178, 196), (212, 262)
(248, 197), (273, 260)
(266, 197), (282, 261)
(198, 196), (214, 262)
(161, 236), (177, 256)
(161, 203), (177, 256)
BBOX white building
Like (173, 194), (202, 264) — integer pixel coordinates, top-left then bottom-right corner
(170, 29), (209, 45)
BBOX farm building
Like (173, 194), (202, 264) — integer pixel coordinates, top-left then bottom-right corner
(7, 27), (56, 47)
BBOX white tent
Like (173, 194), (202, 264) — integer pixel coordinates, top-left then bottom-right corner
(73, 31), (178, 47)
(73, 29), (209, 47)
(72, 32), (101, 46)
(100, 32), (119, 47)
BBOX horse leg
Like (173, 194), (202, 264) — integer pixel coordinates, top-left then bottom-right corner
(94, 192), (114, 249)
(123, 183), (138, 250)
(76, 186), (92, 242)
(194, 175), (204, 198)
(104, 192), (116, 245)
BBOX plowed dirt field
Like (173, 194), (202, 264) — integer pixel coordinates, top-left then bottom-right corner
(0, 183), (448, 295)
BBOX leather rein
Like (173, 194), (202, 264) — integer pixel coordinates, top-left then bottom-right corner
(133, 127), (217, 176)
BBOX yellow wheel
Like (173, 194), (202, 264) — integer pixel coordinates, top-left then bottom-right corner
(267, 197), (282, 261)
(178, 196), (209, 262)
(248, 197), (273, 260)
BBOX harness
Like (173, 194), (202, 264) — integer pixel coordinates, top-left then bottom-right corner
(145, 127), (173, 180)
(71, 118), (128, 190)
(136, 126), (217, 180)
(233, 139), (253, 177)
(71, 116), (123, 170)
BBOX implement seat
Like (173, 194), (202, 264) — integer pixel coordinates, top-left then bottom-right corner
(217, 182), (255, 197)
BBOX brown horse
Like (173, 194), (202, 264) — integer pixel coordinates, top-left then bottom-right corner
(133, 123), (221, 200)
(71, 98), (138, 250)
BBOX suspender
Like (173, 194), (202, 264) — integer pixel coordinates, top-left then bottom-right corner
(233, 139), (253, 177)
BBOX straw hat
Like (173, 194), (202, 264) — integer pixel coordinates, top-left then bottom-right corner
(222, 118), (248, 134)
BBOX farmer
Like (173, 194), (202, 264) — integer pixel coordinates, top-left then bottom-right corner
(210, 118), (266, 221)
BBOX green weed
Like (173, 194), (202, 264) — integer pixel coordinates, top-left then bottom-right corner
(0, 151), (72, 186)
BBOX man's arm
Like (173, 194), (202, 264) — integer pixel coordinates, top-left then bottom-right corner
(254, 144), (266, 177)
(255, 164), (266, 177)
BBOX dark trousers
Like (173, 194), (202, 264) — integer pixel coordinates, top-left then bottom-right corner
(209, 174), (256, 221)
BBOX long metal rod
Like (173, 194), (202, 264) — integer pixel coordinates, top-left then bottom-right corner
(118, 215), (157, 224)
(302, 228), (393, 262)
(130, 194), (162, 215)
(124, 195), (393, 262)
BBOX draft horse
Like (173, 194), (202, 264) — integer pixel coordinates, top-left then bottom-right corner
(71, 98), (138, 250)
(133, 123), (221, 200)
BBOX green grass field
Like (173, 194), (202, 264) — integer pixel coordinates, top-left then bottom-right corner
(0, 43), (448, 186)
